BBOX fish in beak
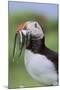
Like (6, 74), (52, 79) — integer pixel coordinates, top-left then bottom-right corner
(13, 22), (30, 60)
(13, 21), (44, 60)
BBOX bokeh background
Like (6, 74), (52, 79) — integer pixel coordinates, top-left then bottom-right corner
(8, 1), (58, 89)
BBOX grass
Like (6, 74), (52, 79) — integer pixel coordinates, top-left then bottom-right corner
(8, 11), (58, 88)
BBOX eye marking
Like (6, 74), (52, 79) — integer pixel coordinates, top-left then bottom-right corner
(34, 23), (37, 28)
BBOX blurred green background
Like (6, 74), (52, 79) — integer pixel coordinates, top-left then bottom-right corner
(8, 2), (58, 89)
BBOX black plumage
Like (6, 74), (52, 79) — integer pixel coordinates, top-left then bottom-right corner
(27, 36), (58, 73)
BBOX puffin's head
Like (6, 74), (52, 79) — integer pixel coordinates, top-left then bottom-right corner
(13, 21), (44, 58)
(26, 21), (44, 39)
(17, 21), (44, 38)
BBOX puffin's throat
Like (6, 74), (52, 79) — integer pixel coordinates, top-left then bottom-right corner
(26, 37), (45, 53)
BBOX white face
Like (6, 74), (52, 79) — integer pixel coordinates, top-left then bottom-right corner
(19, 21), (44, 44)
(26, 21), (44, 39)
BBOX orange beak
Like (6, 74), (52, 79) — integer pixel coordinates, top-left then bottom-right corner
(17, 22), (26, 33)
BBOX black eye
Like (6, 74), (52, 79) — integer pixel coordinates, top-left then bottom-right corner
(35, 23), (37, 28)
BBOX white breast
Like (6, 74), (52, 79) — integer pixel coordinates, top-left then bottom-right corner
(24, 49), (58, 86)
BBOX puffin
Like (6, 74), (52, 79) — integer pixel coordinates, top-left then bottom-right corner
(13, 21), (58, 86)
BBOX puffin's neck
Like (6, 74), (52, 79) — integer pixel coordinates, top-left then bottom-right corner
(26, 37), (45, 53)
